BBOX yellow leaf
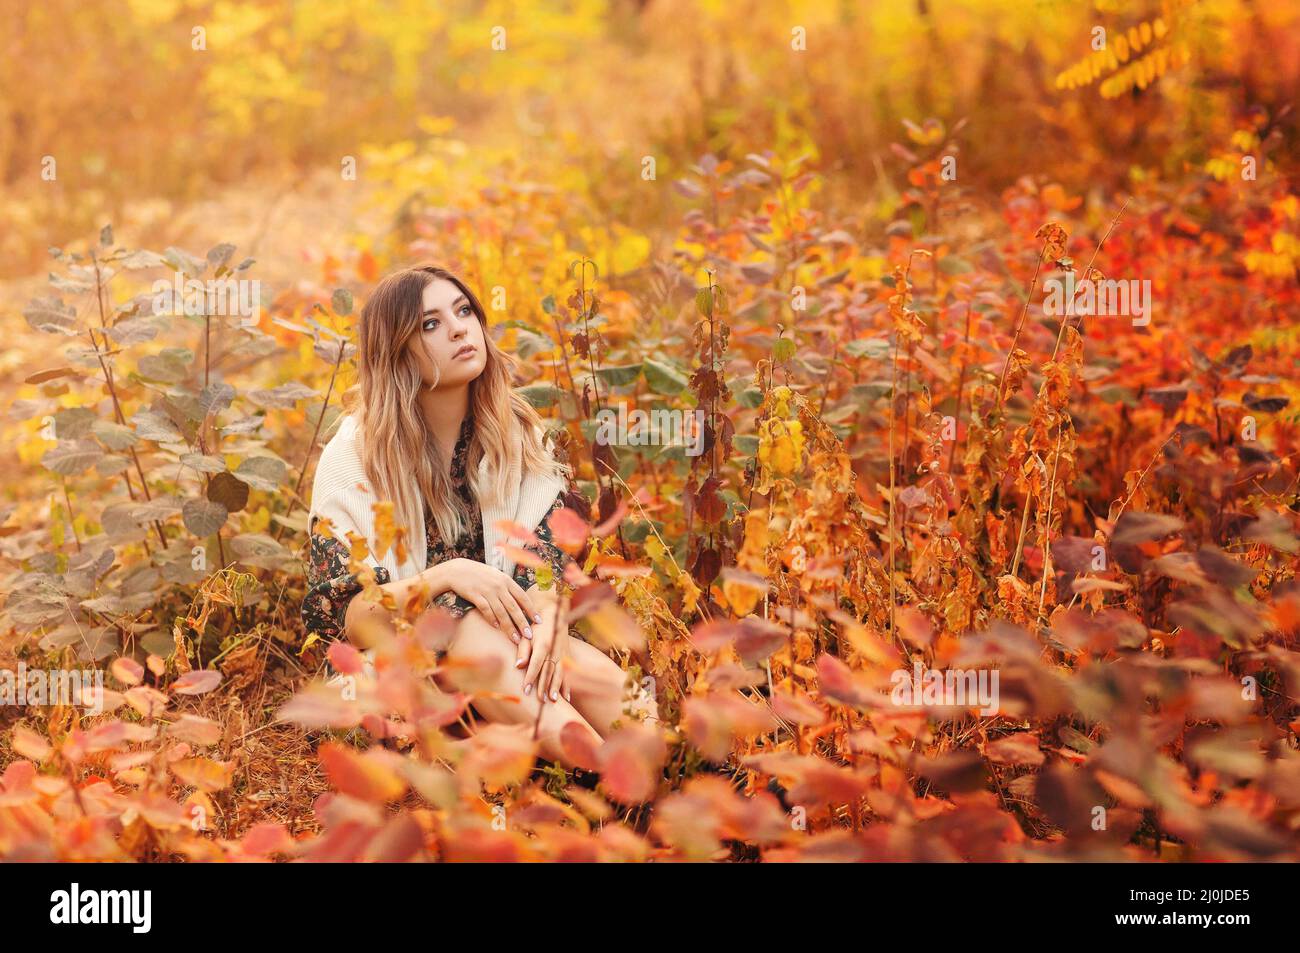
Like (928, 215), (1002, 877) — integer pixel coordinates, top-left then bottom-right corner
(170, 757), (234, 792)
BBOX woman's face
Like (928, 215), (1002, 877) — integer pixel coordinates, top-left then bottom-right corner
(411, 277), (487, 390)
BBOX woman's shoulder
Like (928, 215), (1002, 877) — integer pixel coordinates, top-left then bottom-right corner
(311, 413), (368, 501)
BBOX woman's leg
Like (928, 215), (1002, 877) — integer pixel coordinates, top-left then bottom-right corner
(520, 583), (659, 736)
(564, 637), (656, 736)
(434, 606), (604, 769)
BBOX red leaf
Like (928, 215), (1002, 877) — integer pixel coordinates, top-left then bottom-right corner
(172, 669), (222, 695)
(546, 507), (590, 552)
(599, 723), (666, 805)
(327, 641), (365, 676)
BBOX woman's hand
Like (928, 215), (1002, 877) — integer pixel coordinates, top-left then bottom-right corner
(516, 588), (571, 703)
(431, 558), (541, 644)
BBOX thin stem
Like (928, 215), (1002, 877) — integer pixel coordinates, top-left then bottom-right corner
(60, 476), (82, 553)
(89, 253), (167, 548)
(1010, 482), (1034, 579)
(273, 338), (347, 542)
(1049, 199), (1130, 364)
(1036, 430), (1065, 625)
(947, 297), (973, 472)
(996, 240), (1049, 406)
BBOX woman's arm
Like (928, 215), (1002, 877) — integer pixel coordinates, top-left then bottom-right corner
(303, 511), (458, 646)
(341, 562), (448, 644)
(347, 559), (542, 645)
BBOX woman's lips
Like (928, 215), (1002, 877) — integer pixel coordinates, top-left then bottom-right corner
(453, 345), (477, 359)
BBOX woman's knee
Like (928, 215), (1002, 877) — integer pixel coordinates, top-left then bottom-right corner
(437, 608), (519, 686)
(566, 639), (628, 691)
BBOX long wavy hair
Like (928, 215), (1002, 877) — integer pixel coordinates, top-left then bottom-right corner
(339, 265), (567, 563)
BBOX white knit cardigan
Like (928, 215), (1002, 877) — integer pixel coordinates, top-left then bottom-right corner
(307, 412), (569, 585)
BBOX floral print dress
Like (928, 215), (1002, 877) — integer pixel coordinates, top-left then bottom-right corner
(301, 415), (583, 642)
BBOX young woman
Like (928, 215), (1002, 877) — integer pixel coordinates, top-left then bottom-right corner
(301, 265), (653, 767)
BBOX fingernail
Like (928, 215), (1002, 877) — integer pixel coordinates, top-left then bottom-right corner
(524, 626), (532, 638)
(534, 615), (542, 624)
(551, 689), (558, 701)
(524, 683), (532, 695)
(516, 658), (526, 668)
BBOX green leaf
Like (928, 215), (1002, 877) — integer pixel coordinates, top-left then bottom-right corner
(514, 328), (556, 359)
(92, 419), (139, 451)
(163, 246), (205, 277)
(233, 456), (287, 493)
(247, 382), (317, 409)
(137, 348), (192, 384)
(1096, 385), (1138, 407)
(105, 315), (163, 345)
(331, 288), (353, 317)
(230, 533), (295, 570)
(141, 629), (176, 658)
(844, 337), (890, 360)
(207, 243), (236, 272)
(518, 383), (563, 409)
(594, 363), (643, 388)
(116, 249), (167, 270)
(23, 297), (79, 336)
(643, 359), (687, 395)
(773, 337), (796, 362)
(183, 498), (227, 537)
(937, 256), (973, 274)
(622, 521), (653, 544)
(129, 408), (183, 443)
(181, 452), (227, 475)
(199, 382), (236, 418)
(43, 439), (104, 476)
(53, 407), (96, 440)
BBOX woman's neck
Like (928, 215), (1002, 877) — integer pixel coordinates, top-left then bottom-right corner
(417, 384), (471, 462)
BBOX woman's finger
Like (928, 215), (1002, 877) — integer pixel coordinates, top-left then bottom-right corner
(507, 578), (541, 626)
(539, 653), (557, 702)
(471, 596), (501, 631)
(491, 594), (519, 637)
(549, 655), (566, 702)
(544, 658), (563, 703)
(515, 629), (531, 670)
(545, 639), (566, 701)
(495, 592), (520, 644)
(554, 654), (571, 703)
(496, 584), (532, 643)
(523, 629), (552, 694)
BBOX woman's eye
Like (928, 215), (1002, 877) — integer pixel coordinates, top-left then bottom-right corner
(459, 305), (472, 317)
(422, 318), (440, 331)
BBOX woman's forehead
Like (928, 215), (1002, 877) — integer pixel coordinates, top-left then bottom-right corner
(421, 279), (468, 313)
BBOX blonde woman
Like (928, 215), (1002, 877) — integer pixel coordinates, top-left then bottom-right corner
(301, 265), (653, 767)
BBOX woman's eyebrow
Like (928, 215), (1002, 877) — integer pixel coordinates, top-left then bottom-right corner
(422, 294), (469, 317)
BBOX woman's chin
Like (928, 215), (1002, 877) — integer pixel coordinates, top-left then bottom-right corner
(427, 368), (484, 391)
